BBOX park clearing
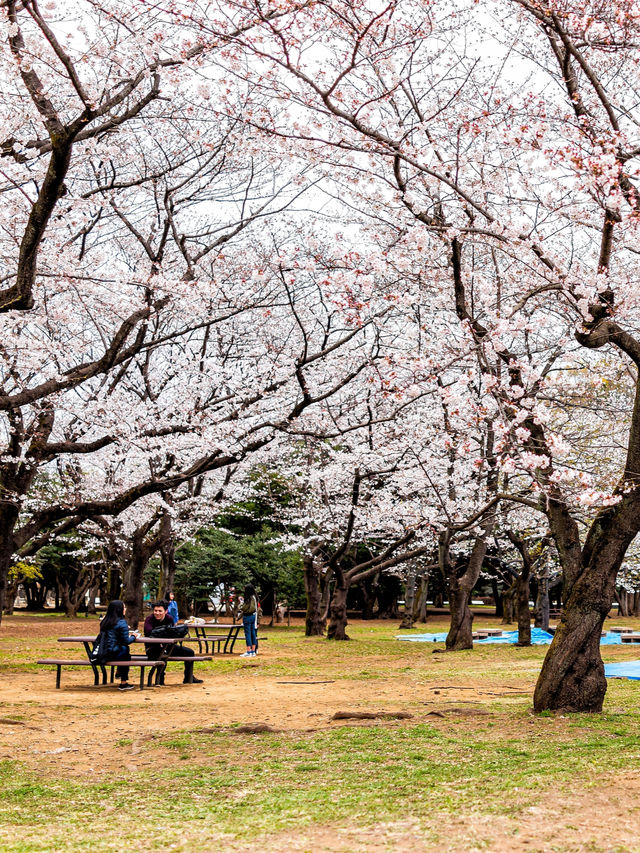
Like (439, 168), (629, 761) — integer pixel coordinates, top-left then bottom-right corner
(2, 613), (640, 853)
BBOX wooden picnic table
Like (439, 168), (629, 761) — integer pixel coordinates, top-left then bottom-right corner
(182, 622), (243, 654)
(38, 635), (211, 689)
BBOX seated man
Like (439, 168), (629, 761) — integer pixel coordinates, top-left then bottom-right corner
(143, 600), (203, 684)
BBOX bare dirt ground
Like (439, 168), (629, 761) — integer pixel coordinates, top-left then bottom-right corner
(2, 614), (640, 852)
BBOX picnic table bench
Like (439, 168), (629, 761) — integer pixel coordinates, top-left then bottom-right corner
(620, 633), (640, 643)
(37, 635), (212, 689)
(36, 656), (164, 690)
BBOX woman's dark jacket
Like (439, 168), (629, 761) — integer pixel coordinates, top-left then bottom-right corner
(101, 617), (134, 656)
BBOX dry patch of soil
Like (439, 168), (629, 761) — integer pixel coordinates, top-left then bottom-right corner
(2, 615), (640, 852)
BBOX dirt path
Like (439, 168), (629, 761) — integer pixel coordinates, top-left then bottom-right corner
(2, 614), (640, 852)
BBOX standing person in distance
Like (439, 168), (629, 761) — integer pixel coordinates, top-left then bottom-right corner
(166, 591), (179, 626)
(239, 584), (258, 658)
(99, 600), (138, 691)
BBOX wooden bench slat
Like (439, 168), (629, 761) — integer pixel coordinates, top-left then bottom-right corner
(38, 658), (164, 690)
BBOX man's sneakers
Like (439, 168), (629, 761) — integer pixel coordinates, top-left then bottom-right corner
(118, 683), (135, 691)
(183, 677), (204, 684)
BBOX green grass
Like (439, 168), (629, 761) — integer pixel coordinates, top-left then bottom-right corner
(4, 613), (640, 851)
(3, 712), (640, 851)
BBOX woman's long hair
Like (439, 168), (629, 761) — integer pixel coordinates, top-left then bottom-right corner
(243, 584), (256, 601)
(101, 600), (125, 632)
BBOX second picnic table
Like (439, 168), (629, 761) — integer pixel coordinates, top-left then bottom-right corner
(183, 621), (243, 655)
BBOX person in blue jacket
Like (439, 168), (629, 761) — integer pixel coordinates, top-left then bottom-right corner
(166, 592), (179, 626)
(99, 600), (138, 691)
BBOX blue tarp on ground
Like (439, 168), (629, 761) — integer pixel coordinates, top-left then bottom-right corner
(398, 628), (625, 645)
(604, 660), (640, 680)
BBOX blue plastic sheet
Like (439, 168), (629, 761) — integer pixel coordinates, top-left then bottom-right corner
(605, 660), (640, 680)
(398, 628), (625, 645)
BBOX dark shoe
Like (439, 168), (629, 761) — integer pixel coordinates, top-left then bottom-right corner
(183, 677), (203, 684)
(118, 683), (135, 691)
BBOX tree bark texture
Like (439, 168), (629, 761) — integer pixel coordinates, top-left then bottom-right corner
(121, 545), (148, 630)
(516, 571), (531, 647)
(534, 498), (640, 713)
(327, 583), (349, 640)
(399, 562), (416, 629)
(414, 572), (429, 622)
(534, 570), (550, 631)
(444, 527), (491, 650)
(492, 578), (504, 618)
(304, 552), (326, 636)
(501, 582), (515, 624)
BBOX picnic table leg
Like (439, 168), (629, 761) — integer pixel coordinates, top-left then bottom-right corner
(147, 664), (159, 687)
(195, 629), (204, 654)
(139, 667), (145, 690)
(90, 663), (100, 686)
(199, 629), (210, 654)
(56, 665), (61, 689)
(225, 627), (239, 653)
(100, 664), (107, 685)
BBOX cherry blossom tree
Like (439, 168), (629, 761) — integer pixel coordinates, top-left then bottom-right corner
(207, 0), (640, 710)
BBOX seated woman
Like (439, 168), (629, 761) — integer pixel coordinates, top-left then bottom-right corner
(99, 600), (137, 691)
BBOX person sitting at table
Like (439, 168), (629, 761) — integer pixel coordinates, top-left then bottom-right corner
(166, 591), (179, 626)
(99, 600), (137, 691)
(143, 600), (203, 684)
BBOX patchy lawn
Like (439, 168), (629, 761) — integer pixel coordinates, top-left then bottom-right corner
(1, 612), (640, 852)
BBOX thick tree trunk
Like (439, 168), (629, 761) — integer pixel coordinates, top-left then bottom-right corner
(444, 529), (488, 650)
(0, 507), (20, 624)
(122, 547), (148, 629)
(58, 578), (75, 618)
(534, 501), (639, 713)
(157, 510), (176, 599)
(319, 566), (333, 628)
(535, 571), (550, 631)
(634, 591), (640, 617)
(505, 532), (533, 647)
(87, 579), (100, 614)
(106, 563), (121, 601)
(614, 588), (628, 616)
(492, 578), (503, 618)
(399, 562), (417, 629)
(327, 583), (349, 640)
(360, 575), (377, 620)
(516, 571), (531, 646)
(501, 582), (516, 624)
(446, 580), (474, 649)
(304, 553), (326, 636)
(414, 572), (429, 622)
(3, 579), (18, 616)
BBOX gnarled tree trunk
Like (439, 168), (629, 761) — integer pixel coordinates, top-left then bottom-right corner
(444, 527), (493, 651)
(327, 582), (349, 640)
(304, 551), (326, 636)
(534, 495), (640, 713)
